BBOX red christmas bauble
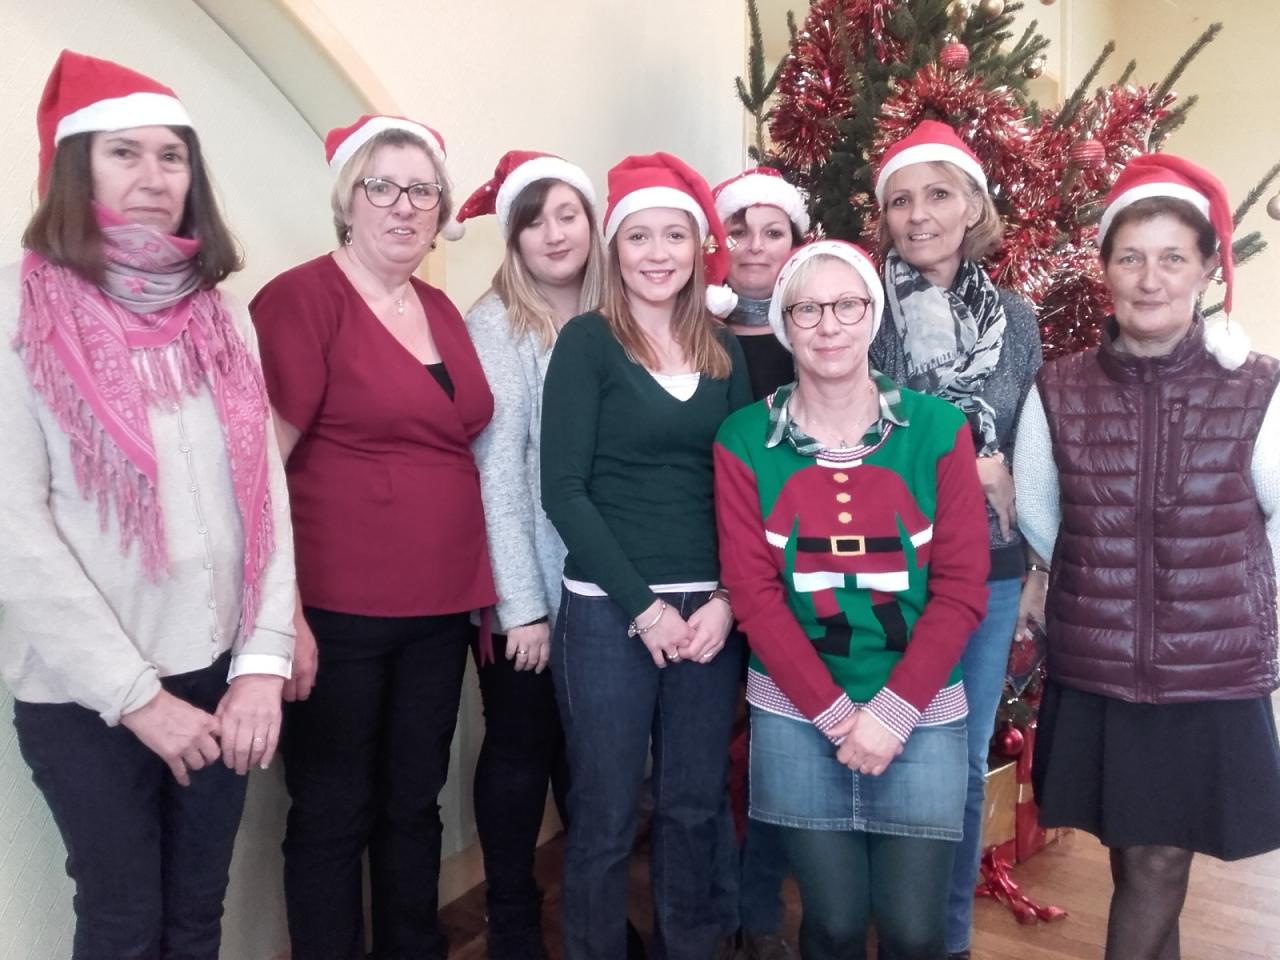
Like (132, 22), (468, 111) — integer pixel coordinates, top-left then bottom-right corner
(1069, 137), (1106, 170)
(996, 724), (1026, 757)
(939, 41), (971, 71)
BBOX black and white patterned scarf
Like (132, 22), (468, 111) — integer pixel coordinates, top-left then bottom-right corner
(883, 250), (1006, 455)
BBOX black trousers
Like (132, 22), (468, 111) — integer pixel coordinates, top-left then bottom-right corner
(14, 654), (245, 960)
(281, 608), (471, 960)
(473, 638), (569, 953)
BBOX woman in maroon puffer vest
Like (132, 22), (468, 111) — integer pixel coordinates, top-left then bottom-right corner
(1014, 153), (1280, 960)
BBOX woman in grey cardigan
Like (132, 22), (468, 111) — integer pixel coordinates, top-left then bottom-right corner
(457, 151), (606, 960)
(868, 120), (1044, 960)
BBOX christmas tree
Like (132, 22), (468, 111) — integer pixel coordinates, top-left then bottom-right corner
(736, 0), (1280, 360)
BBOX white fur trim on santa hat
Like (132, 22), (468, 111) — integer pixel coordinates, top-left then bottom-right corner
(1097, 182), (1212, 245)
(1204, 317), (1251, 370)
(329, 116), (445, 175)
(55, 91), (192, 143)
(705, 284), (739, 318)
(714, 174), (810, 233)
(604, 186), (708, 243)
(874, 144), (987, 203)
(768, 241), (885, 352)
(496, 156), (596, 236)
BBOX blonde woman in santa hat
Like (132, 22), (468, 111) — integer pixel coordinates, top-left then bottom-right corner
(540, 151), (751, 960)
(455, 151), (605, 959)
(714, 240), (990, 959)
(250, 114), (494, 960)
(1014, 153), (1280, 959)
(871, 119), (1043, 960)
(0, 51), (295, 958)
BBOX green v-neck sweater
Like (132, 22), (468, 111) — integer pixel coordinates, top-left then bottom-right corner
(540, 312), (752, 620)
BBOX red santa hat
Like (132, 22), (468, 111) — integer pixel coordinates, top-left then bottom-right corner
(768, 240), (885, 352)
(712, 166), (811, 235)
(456, 150), (596, 238)
(325, 114), (464, 240)
(1099, 153), (1245, 369)
(37, 50), (193, 196)
(874, 120), (988, 204)
(603, 152), (737, 317)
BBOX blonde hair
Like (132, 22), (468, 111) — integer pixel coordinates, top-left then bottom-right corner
(600, 211), (732, 379)
(877, 160), (1003, 262)
(491, 180), (607, 350)
(330, 129), (455, 244)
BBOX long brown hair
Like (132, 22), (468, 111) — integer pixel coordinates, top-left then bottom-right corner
(599, 210), (731, 379)
(22, 128), (241, 287)
(491, 179), (606, 349)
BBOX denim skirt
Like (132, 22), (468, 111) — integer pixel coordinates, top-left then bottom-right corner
(749, 707), (967, 840)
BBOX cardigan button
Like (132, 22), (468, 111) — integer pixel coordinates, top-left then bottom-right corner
(837, 512), (852, 524)
(833, 472), (849, 483)
(836, 492), (851, 503)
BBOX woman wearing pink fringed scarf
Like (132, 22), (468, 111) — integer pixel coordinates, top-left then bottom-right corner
(0, 51), (296, 960)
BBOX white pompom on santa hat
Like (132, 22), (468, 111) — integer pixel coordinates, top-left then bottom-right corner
(37, 49), (193, 196)
(602, 152), (739, 318)
(456, 150), (596, 238)
(325, 114), (466, 241)
(712, 166), (811, 235)
(767, 240), (885, 352)
(873, 119), (988, 204)
(1099, 153), (1248, 370)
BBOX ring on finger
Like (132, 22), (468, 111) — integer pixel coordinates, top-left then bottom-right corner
(252, 737), (265, 746)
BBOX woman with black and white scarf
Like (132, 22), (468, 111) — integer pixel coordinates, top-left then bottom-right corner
(868, 120), (1043, 960)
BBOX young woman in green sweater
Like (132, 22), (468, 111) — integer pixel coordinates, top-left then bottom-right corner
(541, 153), (751, 960)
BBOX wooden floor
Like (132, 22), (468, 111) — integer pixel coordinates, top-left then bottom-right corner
(439, 818), (1280, 959)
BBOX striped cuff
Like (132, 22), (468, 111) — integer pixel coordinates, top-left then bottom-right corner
(864, 687), (922, 744)
(815, 693), (857, 743)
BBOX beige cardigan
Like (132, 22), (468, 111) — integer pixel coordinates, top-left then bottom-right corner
(0, 263), (296, 725)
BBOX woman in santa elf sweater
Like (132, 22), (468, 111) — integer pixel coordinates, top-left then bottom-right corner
(541, 152), (750, 960)
(715, 240), (990, 960)
(870, 120), (1043, 960)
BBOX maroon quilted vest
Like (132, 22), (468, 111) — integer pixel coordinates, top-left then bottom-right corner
(1036, 321), (1280, 703)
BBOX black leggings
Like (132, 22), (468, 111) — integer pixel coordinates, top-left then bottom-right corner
(473, 638), (568, 943)
(781, 826), (955, 960)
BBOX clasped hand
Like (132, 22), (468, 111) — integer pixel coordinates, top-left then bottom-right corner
(121, 673), (284, 785)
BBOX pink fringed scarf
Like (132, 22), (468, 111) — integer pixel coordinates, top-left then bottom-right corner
(16, 205), (274, 633)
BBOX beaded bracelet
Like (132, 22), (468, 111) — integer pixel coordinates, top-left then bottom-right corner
(627, 601), (667, 638)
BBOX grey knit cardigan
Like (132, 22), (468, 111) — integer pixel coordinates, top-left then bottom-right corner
(465, 291), (567, 630)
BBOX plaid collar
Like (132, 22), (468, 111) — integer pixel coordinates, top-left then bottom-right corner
(764, 372), (909, 457)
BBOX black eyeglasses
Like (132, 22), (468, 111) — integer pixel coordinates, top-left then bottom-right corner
(359, 177), (443, 211)
(783, 297), (873, 328)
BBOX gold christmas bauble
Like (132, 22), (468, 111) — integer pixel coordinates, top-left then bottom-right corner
(1268, 193), (1280, 220)
(1023, 55), (1046, 79)
(949, 0), (975, 26)
(978, 0), (1006, 17)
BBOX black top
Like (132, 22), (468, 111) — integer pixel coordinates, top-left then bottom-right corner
(424, 361), (455, 400)
(735, 332), (795, 402)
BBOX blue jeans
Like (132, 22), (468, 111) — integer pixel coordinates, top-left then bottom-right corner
(552, 588), (743, 960)
(946, 576), (1022, 953)
(13, 655), (246, 960)
(711, 747), (791, 936)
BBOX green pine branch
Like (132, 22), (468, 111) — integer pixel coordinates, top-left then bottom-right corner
(1055, 40), (1115, 129)
(1153, 22), (1222, 104)
(1232, 161), (1280, 226)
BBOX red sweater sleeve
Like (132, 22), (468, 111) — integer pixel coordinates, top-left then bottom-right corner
(867, 424), (989, 733)
(714, 440), (855, 734)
